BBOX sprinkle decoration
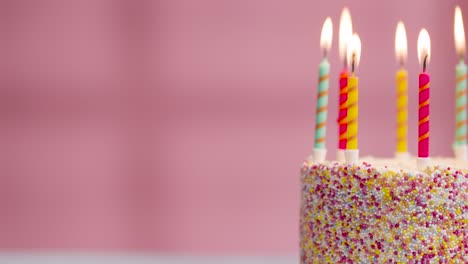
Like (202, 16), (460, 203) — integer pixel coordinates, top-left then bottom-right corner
(418, 73), (430, 158)
(300, 161), (468, 263)
(338, 70), (348, 150)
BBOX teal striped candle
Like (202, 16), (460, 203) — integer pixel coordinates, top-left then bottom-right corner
(455, 61), (467, 146)
(314, 59), (330, 149)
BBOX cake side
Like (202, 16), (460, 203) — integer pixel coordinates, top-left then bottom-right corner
(300, 160), (468, 263)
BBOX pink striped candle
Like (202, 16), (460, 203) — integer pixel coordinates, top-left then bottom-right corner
(418, 73), (430, 158)
(338, 70), (348, 150)
(417, 29), (431, 160)
(337, 7), (352, 157)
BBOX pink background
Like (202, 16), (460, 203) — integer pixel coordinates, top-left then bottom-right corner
(0, 0), (467, 254)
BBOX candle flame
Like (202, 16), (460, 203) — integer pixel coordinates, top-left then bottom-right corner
(417, 28), (431, 67)
(395, 21), (407, 64)
(320, 17), (333, 54)
(339, 8), (353, 63)
(347, 33), (361, 71)
(454, 6), (466, 58)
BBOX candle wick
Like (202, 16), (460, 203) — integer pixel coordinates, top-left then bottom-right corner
(323, 49), (327, 59)
(423, 55), (428, 72)
(351, 54), (356, 73)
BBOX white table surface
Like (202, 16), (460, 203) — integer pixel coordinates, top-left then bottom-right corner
(0, 253), (298, 264)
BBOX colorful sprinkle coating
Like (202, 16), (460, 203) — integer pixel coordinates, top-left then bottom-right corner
(300, 160), (468, 263)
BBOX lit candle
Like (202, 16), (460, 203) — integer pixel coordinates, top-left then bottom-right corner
(313, 17), (333, 162)
(345, 33), (361, 164)
(417, 29), (431, 169)
(395, 21), (409, 158)
(337, 8), (353, 162)
(453, 6), (468, 160)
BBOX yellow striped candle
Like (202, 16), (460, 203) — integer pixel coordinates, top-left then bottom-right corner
(345, 34), (361, 152)
(396, 69), (408, 153)
(347, 74), (358, 149)
(395, 22), (408, 155)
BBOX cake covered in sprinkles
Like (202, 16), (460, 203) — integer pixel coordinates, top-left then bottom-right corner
(300, 158), (468, 263)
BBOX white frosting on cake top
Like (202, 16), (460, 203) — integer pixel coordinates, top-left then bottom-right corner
(359, 156), (468, 172)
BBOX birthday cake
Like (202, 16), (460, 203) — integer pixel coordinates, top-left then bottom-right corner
(300, 158), (468, 263)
